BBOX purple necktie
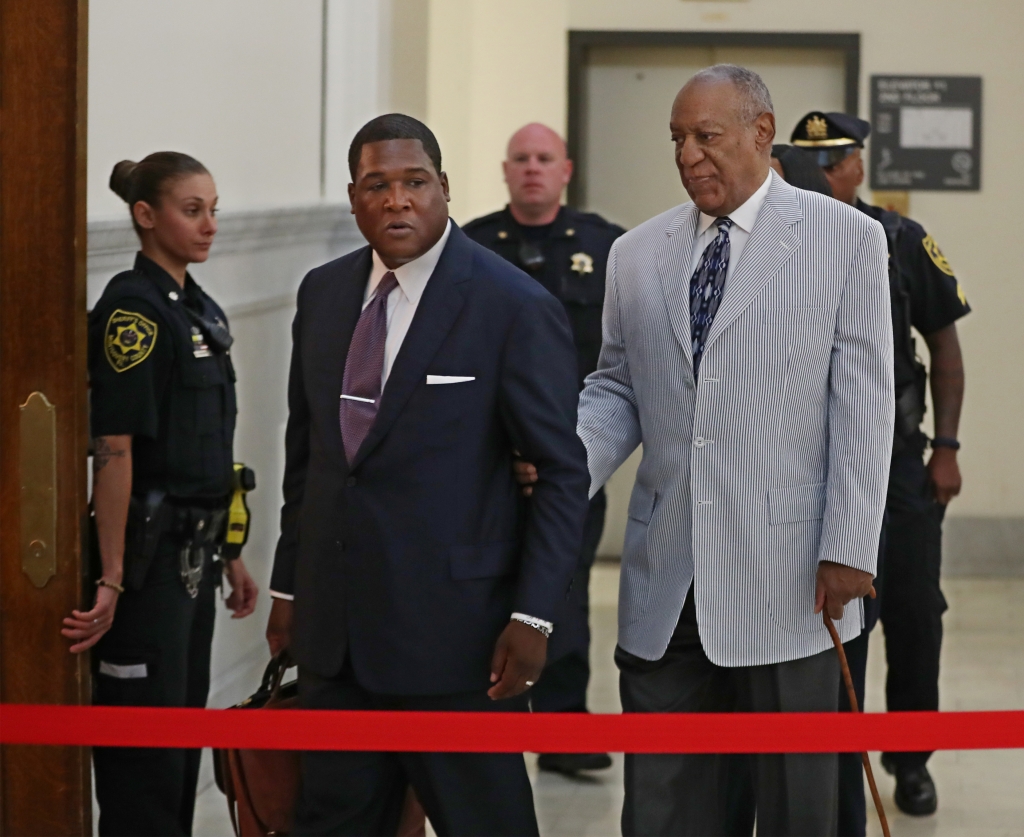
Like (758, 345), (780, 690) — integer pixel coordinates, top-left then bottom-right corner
(339, 271), (399, 463)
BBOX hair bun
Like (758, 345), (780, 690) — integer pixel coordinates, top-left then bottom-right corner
(109, 160), (138, 202)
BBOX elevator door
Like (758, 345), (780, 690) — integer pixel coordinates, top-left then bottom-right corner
(582, 44), (846, 558)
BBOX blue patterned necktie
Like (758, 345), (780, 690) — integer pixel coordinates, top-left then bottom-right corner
(689, 217), (733, 376)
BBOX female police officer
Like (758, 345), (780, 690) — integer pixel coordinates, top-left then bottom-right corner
(61, 152), (259, 836)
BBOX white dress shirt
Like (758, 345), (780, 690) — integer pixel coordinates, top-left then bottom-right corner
(270, 219), (553, 633)
(689, 170), (772, 279)
(366, 218), (452, 387)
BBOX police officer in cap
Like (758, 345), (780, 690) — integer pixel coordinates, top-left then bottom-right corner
(464, 123), (625, 775)
(63, 152), (259, 836)
(792, 112), (970, 828)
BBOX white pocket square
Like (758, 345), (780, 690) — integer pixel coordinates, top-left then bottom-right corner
(426, 375), (475, 385)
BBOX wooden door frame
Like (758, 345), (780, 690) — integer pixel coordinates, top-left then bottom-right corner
(0, 0), (92, 834)
(566, 30), (861, 207)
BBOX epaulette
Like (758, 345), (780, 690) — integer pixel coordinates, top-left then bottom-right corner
(461, 210), (505, 231)
(564, 207), (626, 233)
(92, 270), (167, 317)
(897, 215), (928, 243)
(878, 210), (903, 239)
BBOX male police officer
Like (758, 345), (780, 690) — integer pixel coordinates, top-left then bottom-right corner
(464, 123), (624, 775)
(793, 112), (970, 827)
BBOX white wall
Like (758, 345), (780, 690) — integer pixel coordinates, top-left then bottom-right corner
(88, 0), (324, 218)
(323, 0), (393, 202)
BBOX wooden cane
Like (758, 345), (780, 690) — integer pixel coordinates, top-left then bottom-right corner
(823, 597), (891, 837)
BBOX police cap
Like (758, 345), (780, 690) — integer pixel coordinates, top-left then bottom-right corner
(790, 111), (871, 168)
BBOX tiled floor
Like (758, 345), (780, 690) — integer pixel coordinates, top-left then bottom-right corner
(192, 567), (1024, 836)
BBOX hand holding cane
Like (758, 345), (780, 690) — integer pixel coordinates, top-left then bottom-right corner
(823, 587), (891, 837)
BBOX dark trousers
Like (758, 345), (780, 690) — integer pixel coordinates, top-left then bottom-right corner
(881, 449), (947, 771)
(93, 544), (217, 837)
(295, 663), (538, 837)
(616, 590), (840, 837)
(531, 489), (606, 715)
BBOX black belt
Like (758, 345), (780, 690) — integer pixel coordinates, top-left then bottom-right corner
(163, 493), (231, 510)
(123, 492), (227, 594)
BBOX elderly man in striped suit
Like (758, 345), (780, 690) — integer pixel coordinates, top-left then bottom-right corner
(580, 65), (892, 835)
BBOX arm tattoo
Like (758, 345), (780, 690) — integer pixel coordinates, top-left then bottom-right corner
(93, 437), (126, 473)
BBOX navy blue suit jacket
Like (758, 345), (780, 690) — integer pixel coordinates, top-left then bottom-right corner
(270, 223), (591, 695)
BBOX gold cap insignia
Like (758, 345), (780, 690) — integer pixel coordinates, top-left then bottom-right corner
(105, 309), (158, 372)
(806, 115), (829, 140)
(570, 252), (594, 276)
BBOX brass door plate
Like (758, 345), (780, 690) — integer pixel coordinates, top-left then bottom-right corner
(20, 391), (57, 588)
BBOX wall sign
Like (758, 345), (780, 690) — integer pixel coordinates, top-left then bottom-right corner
(870, 75), (982, 191)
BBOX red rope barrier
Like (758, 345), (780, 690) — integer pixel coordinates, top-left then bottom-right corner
(1, 705), (1022, 753)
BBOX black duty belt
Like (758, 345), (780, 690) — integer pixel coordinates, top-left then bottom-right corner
(124, 491), (229, 596)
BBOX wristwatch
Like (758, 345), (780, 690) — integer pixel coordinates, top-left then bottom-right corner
(510, 613), (553, 639)
(930, 436), (961, 451)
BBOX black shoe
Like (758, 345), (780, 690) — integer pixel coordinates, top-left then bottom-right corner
(537, 752), (613, 774)
(881, 755), (938, 816)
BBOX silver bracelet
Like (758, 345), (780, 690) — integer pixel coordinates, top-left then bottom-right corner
(510, 613), (552, 638)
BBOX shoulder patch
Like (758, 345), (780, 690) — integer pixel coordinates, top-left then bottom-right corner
(922, 234), (955, 277)
(105, 309), (158, 372)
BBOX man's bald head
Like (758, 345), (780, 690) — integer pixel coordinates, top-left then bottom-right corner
(506, 123), (567, 160)
(503, 122), (573, 225)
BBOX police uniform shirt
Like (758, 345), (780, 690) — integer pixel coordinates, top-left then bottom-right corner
(856, 200), (971, 335)
(88, 252), (236, 499)
(463, 205), (625, 388)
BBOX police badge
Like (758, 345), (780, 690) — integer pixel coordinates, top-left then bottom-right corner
(570, 252), (594, 276)
(105, 309), (157, 372)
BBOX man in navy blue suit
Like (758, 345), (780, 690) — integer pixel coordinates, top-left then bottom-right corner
(264, 113), (590, 837)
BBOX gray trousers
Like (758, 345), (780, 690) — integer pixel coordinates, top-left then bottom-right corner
(616, 589), (840, 837)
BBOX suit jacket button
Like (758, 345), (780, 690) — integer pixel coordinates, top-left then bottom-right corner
(346, 476), (357, 487)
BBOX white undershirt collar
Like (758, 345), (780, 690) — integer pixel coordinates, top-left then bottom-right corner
(696, 170), (772, 236)
(366, 218), (452, 306)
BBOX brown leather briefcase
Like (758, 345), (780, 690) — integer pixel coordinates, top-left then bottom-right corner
(214, 653), (426, 837)
(214, 653), (301, 836)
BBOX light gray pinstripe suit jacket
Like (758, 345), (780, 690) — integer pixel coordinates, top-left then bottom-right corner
(578, 171), (894, 666)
